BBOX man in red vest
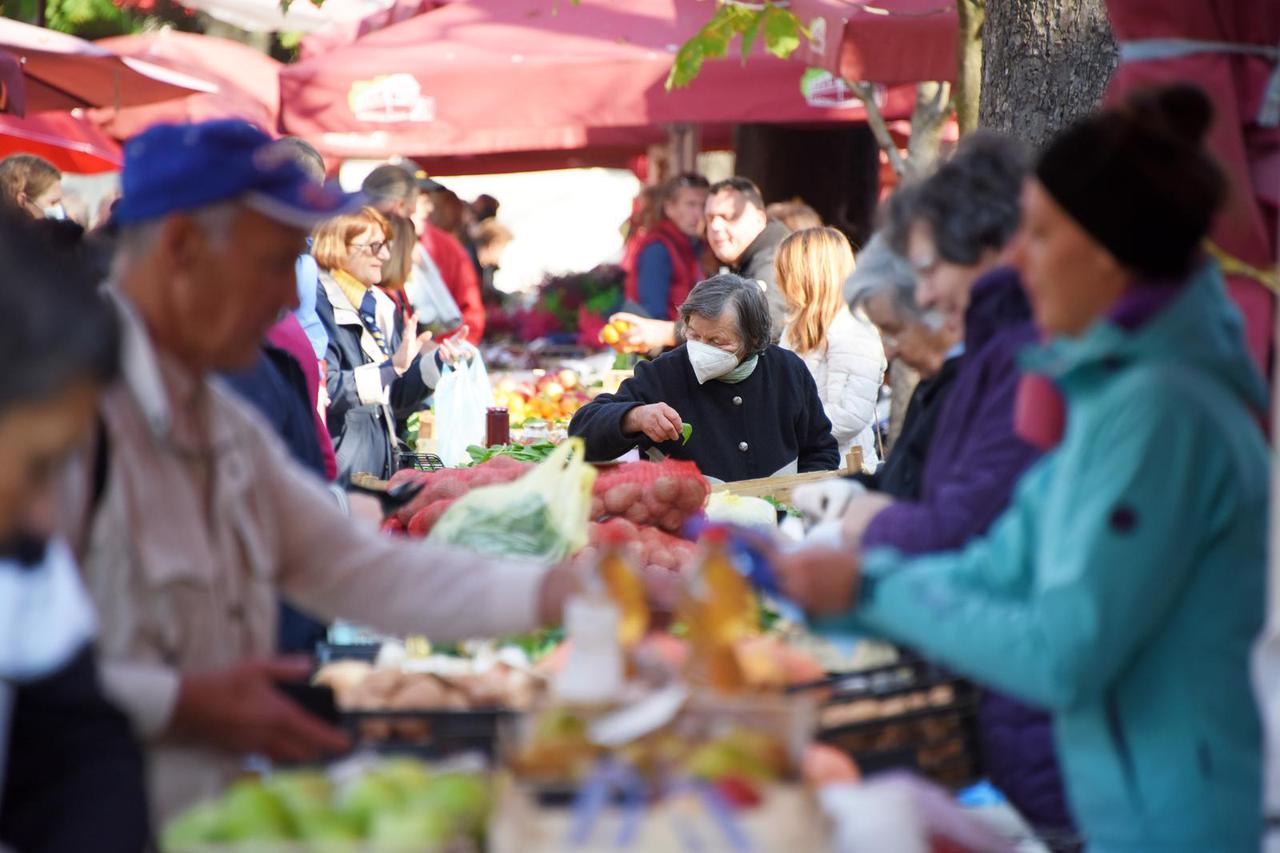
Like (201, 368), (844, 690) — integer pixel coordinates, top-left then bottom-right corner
(624, 173), (710, 321)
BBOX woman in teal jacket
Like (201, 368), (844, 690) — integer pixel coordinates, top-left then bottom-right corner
(778, 85), (1267, 851)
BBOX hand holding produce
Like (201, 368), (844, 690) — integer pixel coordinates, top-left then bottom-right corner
(622, 402), (684, 444)
(604, 312), (678, 353)
(773, 544), (862, 616)
(169, 658), (351, 764)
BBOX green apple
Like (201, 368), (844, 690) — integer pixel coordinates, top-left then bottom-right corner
(161, 801), (226, 850)
(216, 780), (295, 841)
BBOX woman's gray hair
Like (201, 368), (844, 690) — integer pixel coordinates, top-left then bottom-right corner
(908, 132), (1027, 265)
(678, 273), (772, 356)
(845, 232), (919, 320)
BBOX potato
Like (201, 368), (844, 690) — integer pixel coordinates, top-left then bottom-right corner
(603, 482), (644, 516)
(313, 660), (373, 708)
(677, 478), (708, 512)
(349, 669), (405, 709)
(658, 508), (686, 533)
(652, 476), (680, 505)
(391, 676), (447, 710)
(624, 501), (650, 524)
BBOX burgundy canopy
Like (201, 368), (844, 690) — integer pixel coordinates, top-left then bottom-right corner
(1106, 0), (1279, 372)
(279, 0), (919, 162)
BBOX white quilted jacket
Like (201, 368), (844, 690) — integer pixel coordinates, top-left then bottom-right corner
(782, 306), (886, 470)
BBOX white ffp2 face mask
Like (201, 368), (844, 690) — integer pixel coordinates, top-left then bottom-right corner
(687, 339), (740, 385)
(43, 203), (66, 221)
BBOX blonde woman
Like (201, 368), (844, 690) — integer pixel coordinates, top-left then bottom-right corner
(775, 227), (886, 470)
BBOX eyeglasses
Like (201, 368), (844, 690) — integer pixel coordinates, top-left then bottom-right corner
(910, 255), (940, 277)
(352, 241), (388, 256)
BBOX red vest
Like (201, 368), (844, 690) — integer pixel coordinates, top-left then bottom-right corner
(624, 219), (702, 321)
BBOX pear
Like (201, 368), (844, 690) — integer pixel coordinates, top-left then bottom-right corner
(160, 801), (226, 850)
(368, 808), (452, 851)
(339, 773), (405, 835)
(216, 780), (295, 842)
(409, 773), (491, 837)
(265, 769), (333, 821)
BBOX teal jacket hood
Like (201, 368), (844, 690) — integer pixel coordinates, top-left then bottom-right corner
(1022, 262), (1268, 416)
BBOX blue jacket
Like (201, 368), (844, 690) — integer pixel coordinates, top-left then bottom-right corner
(818, 264), (1268, 851)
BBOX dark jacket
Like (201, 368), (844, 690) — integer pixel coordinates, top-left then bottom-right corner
(861, 267), (1073, 834)
(569, 344), (839, 482)
(729, 219), (791, 342)
(858, 355), (962, 501)
(222, 342), (331, 656)
(1, 645), (151, 853)
(316, 272), (436, 484)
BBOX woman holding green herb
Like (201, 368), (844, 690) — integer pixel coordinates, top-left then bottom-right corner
(570, 274), (839, 483)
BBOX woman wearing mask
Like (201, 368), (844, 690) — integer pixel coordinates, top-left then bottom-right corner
(778, 84), (1265, 851)
(571, 273), (838, 483)
(0, 209), (148, 852)
(0, 154), (64, 219)
(313, 207), (458, 482)
(775, 227), (885, 472)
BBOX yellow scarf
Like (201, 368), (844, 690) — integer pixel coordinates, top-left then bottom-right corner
(332, 268), (371, 313)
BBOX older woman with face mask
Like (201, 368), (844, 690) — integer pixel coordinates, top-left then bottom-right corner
(570, 273), (838, 483)
(778, 84), (1266, 851)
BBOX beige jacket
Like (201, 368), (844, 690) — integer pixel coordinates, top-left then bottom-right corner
(64, 294), (546, 821)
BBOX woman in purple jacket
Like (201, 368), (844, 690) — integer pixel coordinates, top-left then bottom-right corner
(843, 134), (1075, 840)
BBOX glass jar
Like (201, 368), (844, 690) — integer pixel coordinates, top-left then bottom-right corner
(521, 419), (550, 445)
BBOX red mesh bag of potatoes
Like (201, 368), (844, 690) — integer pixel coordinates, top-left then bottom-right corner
(590, 460), (709, 532)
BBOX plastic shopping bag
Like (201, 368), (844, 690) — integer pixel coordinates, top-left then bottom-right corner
(433, 355), (495, 467)
(428, 438), (598, 562)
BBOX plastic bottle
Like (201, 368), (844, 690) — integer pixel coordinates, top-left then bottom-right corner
(679, 527), (759, 693)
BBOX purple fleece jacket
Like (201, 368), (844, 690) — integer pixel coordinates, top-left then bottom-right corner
(862, 267), (1040, 554)
(863, 267), (1076, 834)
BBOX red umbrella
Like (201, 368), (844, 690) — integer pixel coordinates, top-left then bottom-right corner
(0, 18), (216, 115)
(1105, 0), (1279, 374)
(0, 110), (121, 173)
(787, 0), (959, 85)
(90, 30), (281, 139)
(279, 0), (919, 161)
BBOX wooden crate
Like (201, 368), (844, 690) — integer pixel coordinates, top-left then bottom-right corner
(710, 469), (845, 505)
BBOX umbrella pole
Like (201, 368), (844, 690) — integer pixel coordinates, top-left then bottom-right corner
(666, 123), (700, 175)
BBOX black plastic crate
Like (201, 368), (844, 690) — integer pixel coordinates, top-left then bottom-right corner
(397, 451), (445, 472)
(341, 708), (515, 761)
(813, 658), (983, 789)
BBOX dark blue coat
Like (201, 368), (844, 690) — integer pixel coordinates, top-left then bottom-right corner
(569, 344), (839, 482)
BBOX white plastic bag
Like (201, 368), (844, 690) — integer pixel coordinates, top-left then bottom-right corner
(432, 355), (495, 467)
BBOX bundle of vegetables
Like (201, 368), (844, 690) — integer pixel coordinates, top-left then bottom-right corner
(428, 439), (597, 562)
(466, 441), (559, 466)
(589, 459), (710, 532)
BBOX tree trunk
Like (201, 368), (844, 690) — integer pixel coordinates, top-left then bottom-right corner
(954, 0), (984, 135)
(979, 0), (1117, 150)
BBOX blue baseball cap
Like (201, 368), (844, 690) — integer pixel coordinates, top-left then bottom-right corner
(113, 120), (362, 228)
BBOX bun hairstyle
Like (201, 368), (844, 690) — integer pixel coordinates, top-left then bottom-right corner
(1034, 82), (1227, 281)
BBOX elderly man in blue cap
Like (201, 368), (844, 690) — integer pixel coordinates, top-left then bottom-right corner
(59, 120), (579, 821)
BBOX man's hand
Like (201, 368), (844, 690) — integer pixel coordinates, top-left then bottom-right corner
(169, 658), (350, 763)
(609, 313), (677, 354)
(841, 492), (895, 548)
(622, 403), (683, 444)
(773, 546), (862, 617)
(537, 554), (589, 626)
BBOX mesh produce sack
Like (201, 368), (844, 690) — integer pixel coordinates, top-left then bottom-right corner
(590, 459), (710, 532)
